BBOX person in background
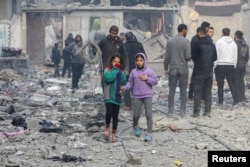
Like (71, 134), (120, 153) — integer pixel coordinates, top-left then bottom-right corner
(188, 21), (211, 100)
(123, 31), (146, 110)
(207, 26), (214, 39)
(191, 26), (217, 117)
(119, 32), (126, 43)
(103, 54), (127, 142)
(52, 42), (61, 77)
(98, 25), (129, 80)
(62, 44), (72, 78)
(215, 28), (238, 105)
(164, 24), (191, 117)
(70, 34), (84, 89)
(64, 33), (74, 47)
(121, 53), (158, 142)
(234, 30), (249, 104)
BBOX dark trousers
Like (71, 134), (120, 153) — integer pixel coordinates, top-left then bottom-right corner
(54, 63), (60, 77)
(71, 63), (84, 89)
(62, 60), (71, 78)
(188, 71), (205, 100)
(105, 103), (120, 130)
(193, 73), (213, 115)
(188, 73), (194, 99)
(234, 66), (246, 103)
(168, 71), (188, 114)
(124, 76), (131, 107)
(215, 65), (237, 104)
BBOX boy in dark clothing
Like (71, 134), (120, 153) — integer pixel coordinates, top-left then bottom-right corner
(52, 43), (61, 77)
(62, 46), (72, 78)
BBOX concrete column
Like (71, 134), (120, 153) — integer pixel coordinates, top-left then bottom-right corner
(63, 14), (67, 47)
(21, 12), (27, 54)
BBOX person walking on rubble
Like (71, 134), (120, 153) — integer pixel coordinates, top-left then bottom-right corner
(68, 34), (84, 90)
(123, 31), (146, 111)
(234, 30), (249, 103)
(51, 42), (61, 77)
(191, 27), (217, 117)
(103, 54), (127, 142)
(164, 24), (191, 117)
(98, 25), (129, 84)
(215, 28), (238, 105)
(121, 53), (158, 142)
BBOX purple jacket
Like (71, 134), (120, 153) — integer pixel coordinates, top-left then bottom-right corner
(124, 53), (158, 98)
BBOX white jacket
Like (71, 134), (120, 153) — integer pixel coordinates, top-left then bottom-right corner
(215, 36), (237, 68)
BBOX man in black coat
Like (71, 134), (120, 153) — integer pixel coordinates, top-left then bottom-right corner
(123, 31), (145, 110)
(191, 26), (217, 117)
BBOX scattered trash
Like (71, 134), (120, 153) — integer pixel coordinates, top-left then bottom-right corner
(11, 115), (27, 130)
(174, 159), (182, 166)
(61, 154), (86, 163)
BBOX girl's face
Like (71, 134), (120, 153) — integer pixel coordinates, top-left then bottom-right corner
(136, 56), (144, 68)
(111, 57), (121, 67)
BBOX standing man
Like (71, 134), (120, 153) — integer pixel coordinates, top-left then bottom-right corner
(207, 26), (214, 39)
(164, 24), (191, 117)
(191, 27), (217, 117)
(123, 31), (145, 110)
(234, 30), (249, 103)
(215, 28), (238, 105)
(98, 25), (129, 77)
(188, 21), (211, 100)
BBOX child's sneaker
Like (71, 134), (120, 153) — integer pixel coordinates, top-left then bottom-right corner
(144, 134), (152, 142)
(134, 128), (141, 137)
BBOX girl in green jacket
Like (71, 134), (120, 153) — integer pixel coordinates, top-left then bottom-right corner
(103, 53), (127, 142)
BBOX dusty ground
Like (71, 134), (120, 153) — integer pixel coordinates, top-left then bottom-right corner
(0, 65), (249, 167)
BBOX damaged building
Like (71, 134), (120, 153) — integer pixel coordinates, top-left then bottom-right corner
(0, 0), (250, 73)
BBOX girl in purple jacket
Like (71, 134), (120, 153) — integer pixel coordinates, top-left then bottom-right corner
(121, 53), (158, 141)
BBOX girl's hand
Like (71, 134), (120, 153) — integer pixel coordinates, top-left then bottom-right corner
(119, 89), (123, 96)
(139, 74), (148, 81)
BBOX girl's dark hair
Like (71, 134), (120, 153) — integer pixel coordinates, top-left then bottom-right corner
(109, 53), (123, 65)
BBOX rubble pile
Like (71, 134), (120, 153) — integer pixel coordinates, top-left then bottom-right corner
(0, 64), (249, 167)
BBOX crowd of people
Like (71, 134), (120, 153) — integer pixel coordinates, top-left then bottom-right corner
(51, 22), (249, 143)
(164, 21), (249, 118)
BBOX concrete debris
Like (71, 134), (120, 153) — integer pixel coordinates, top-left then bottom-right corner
(0, 64), (248, 166)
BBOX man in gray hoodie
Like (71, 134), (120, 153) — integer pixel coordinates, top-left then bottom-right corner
(215, 28), (237, 105)
(164, 24), (191, 117)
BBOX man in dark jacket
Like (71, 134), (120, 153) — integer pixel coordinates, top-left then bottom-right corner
(188, 21), (211, 100)
(234, 30), (249, 103)
(98, 25), (129, 89)
(123, 31), (145, 110)
(52, 43), (61, 77)
(98, 25), (128, 73)
(191, 26), (217, 117)
(62, 46), (72, 78)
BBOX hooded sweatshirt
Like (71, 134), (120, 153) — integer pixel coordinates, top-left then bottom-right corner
(215, 36), (237, 68)
(124, 53), (158, 98)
